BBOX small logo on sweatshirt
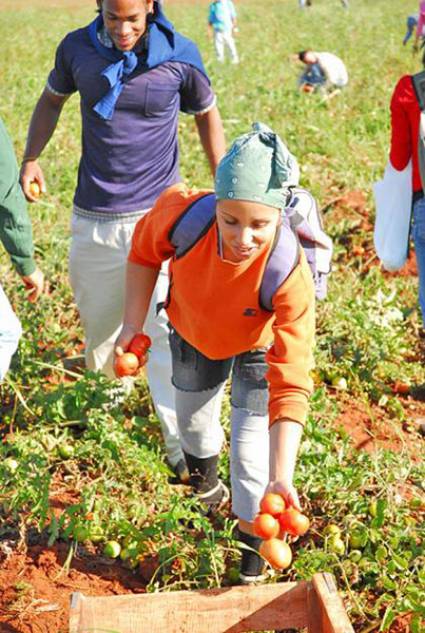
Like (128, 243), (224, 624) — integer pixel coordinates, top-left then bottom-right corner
(243, 308), (258, 317)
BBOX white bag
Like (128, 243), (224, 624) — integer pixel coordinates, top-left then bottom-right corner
(373, 160), (412, 271)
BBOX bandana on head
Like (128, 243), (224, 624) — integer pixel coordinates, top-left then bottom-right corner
(215, 122), (299, 209)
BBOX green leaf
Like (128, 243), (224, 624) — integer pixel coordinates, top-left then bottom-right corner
(380, 606), (396, 631)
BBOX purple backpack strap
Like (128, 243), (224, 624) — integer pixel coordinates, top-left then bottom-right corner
(168, 193), (216, 258)
(259, 217), (300, 311)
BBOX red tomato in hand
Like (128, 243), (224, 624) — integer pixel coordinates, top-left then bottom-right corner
(128, 333), (152, 359)
(253, 513), (280, 539)
(259, 538), (292, 570)
(278, 507), (310, 536)
(114, 352), (139, 377)
(259, 493), (286, 517)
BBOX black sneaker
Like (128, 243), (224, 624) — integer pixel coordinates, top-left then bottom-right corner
(194, 480), (230, 516)
(237, 529), (269, 584)
(168, 458), (191, 485)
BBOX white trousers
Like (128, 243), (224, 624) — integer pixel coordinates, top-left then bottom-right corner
(68, 212), (183, 466)
(0, 283), (22, 381)
(214, 30), (239, 64)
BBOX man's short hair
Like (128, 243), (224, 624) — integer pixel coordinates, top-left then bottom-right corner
(298, 51), (308, 62)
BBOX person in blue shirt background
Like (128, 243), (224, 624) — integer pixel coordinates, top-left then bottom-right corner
(404, 14), (418, 46)
(208, 0), (239, 65)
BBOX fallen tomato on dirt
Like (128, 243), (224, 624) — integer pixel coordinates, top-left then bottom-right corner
(391, 381), (410, 395)
(103, 540), (121, 559)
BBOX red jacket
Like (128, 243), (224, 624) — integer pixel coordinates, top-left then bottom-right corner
(390, 75), (422, 193)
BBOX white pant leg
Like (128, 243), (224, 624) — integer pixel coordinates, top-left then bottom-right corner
(230, 407), (269, 523)
(0, 283), (22, 381)
(174, 383), (226, 458)
(144, 265), (182, 466)
(223, 30), (239, 63)
(214, 31), (225, 62)
(68, 213), (182, 465)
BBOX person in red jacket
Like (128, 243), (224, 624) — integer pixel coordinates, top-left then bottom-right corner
(390, 59), (425, 328)
(115, 123), (316, 582)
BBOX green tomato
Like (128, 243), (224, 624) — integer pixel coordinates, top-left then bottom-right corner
(329, 536), (345, 556)
(89, 527), (104, 543)
(368, 501), (378, 517)
(349, 530), (369, 549)
(119, 548), (131, 561)
(73, 526), (89, 543)
(375, 545), (387, 562)
(4, 457), (19, 473)
(331, 376), (348, 391)
(323, 524), (342, 537)
(349, 549), (362, 563)
(57, 443), (74, 460)
(103, 540), (121, 559)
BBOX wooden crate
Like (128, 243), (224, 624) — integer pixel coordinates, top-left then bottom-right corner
(69, 572), (354, 633)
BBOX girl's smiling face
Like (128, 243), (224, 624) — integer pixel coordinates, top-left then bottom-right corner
(216, 199), (281, 263)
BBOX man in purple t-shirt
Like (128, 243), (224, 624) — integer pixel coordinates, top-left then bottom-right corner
(20, 0), (226, 482)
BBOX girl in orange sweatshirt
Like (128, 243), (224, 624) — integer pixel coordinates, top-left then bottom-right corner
(115, 123), (316, 582)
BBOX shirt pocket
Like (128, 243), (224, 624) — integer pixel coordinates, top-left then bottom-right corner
(143, 83), (178, 117)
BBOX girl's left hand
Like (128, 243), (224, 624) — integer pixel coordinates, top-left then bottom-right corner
(266, 480), (301, 512)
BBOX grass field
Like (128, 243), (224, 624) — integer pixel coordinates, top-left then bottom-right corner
(0, 1), (424, 632)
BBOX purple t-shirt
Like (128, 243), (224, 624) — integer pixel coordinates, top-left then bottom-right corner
(47, 27), (215, 213)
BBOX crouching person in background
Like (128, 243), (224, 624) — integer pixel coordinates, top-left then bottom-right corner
(115, 123), (316, 583)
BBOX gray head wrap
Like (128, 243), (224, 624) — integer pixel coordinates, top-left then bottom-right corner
(215, 122), (299, 209)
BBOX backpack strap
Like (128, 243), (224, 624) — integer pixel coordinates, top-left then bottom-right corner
(412, 73), (425, 195)
(168, 193), (216, 258)
(412, 71), (425, 111)
(259, 217), (300, 311)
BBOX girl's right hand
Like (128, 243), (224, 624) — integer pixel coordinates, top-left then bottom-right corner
(114, 324), (138, 357)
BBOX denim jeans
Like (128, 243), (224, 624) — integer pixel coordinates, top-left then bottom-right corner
(300, 63), (326, 87)
(169, 327), (270, 522)
(412, 197), (425, 325)
(0, 283), (22, 381)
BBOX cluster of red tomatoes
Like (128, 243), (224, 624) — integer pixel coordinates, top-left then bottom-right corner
(113, 333), (152, 377)
(254, 493), (310, 570)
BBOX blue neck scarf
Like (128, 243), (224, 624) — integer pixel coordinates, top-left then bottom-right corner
(88, 1), (208, 120)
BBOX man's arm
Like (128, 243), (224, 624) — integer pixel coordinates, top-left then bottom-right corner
(20, 88), (68, 202)
(194, 105), (226, 176)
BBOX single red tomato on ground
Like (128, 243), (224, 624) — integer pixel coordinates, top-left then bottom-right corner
(128, 333), (152, 359)
(278, 507), (310, 536)
(259, 538), (292, 570)
(114, 352), (139, 377)
(253, 513), (280, 539)
(259, 493), (285, 517)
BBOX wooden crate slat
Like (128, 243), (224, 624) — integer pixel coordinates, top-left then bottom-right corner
(70, 581), (310, 633)
(309, 573), (355, 633)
